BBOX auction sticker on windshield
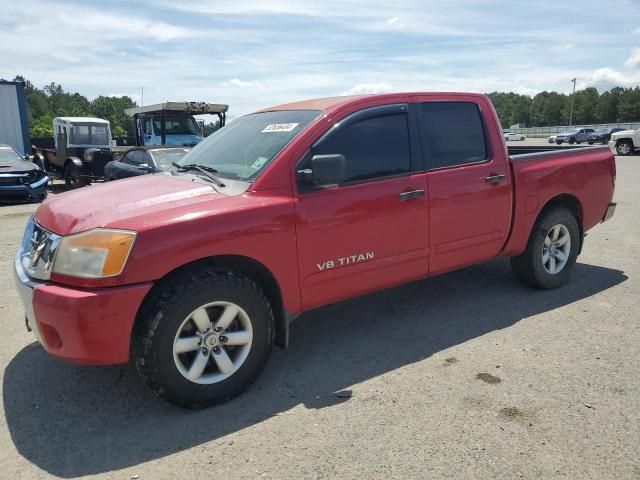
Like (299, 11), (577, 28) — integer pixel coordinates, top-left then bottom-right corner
(262, 123), (299, 133)
(251, 157), (269, 169)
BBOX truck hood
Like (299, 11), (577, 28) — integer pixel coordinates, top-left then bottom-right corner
(35, 174), (227, 235)
(611, 129), (636, 139)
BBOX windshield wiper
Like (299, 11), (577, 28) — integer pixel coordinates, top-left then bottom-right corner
(172, 162), (226, 188)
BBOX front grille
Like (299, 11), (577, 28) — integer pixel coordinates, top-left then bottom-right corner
(0, 171), (41, 186)
(0, 175), (22, 186)
(17, 217), (61, 281)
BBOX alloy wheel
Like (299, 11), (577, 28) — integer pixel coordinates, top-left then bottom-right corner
(542, 224), (571, 274)
(172, 301), (253, 384)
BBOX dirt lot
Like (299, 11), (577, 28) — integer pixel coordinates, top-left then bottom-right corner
(0, 151), (638, 479)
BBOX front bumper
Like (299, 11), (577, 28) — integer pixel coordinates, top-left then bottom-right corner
(13, 252), (153, 365)
(0, 176), (48, 201)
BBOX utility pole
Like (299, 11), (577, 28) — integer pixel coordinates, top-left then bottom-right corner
(569, 78), (577, 126)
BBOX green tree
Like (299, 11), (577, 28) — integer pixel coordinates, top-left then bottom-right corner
(202, 119), (221, 136)
(618, 86), (640, 121)
(31, 114), (54, 137)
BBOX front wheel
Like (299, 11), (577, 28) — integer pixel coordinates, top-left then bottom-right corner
(511, 207), (580, 289)
(64, 163), (87, 189)
(568, 137), (576, 144)
(616, 140), (633, 156)
(133, 267), (274, 409)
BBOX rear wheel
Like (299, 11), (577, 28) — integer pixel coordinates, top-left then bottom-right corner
(133, 267), (274, 409)
(511, 207), (580, 289)
(616, 140), (633, 156)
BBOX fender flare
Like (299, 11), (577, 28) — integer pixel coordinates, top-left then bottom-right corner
(65, 157), (83, 169)
(33, 151), (46, 169)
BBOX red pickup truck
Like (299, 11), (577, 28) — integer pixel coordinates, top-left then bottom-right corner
(14, 93), (616, 408)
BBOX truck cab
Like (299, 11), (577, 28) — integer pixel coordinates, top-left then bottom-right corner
(125, 102), (229, 147)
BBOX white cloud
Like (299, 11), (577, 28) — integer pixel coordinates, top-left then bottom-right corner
(386, 16), (406, 30)
(578, 67), (640, 90)
(625, 48), (640, 68)
(222, 78), (263, 88)
(342, 83), (394, 95)
(634, 27), (640, 34)
(551, 43), (574, 51)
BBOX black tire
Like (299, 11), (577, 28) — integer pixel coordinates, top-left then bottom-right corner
(133, 267), (274, 409)
(64, 162), (86, 189)
(510, 207), (580, 289)
(616, 140), (634, 156)
(569, 137), (576, 144)
(588, 141), (593, 145)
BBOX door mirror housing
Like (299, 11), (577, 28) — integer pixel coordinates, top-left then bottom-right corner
(298, 154), (346, 187)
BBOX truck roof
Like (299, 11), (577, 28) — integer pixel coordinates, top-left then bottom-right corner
(260, 92), (488, 113)
(54, 117), (110, 124)
(125, 102), (229, 117)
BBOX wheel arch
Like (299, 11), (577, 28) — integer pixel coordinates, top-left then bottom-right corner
(137, 255), (290, 349)
(64, 156), (83, 169)
(536, 194), (584, 253)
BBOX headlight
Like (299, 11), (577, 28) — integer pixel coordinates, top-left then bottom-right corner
(84, 151), (94, 161)
(53, 229), (137, 278)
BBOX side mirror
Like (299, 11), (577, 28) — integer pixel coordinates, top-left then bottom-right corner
(138, 163), (153, 171)
(298, 154), (346, 186)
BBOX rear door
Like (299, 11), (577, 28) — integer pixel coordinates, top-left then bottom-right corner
(294, 104), (429, 310)
(413, 97), (513, 274)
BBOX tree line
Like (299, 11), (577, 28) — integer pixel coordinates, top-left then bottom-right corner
(488, 86), (640, 128)
(6, 76), (640, 135)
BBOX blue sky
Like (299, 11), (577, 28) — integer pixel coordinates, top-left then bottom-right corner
(2, 0), (640, 117)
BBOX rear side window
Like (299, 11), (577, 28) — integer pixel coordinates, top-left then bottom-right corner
(313, 113), (410, 183)
(418, 102), (488, 169)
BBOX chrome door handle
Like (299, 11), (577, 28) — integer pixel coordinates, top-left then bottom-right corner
(485, 173), (506, 184)
(399, 189), (425, 201)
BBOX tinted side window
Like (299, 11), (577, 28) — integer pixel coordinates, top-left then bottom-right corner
(313, 114), (410, 183)
(418, 102), (488, 169)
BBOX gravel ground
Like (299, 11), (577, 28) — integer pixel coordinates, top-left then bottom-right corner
(0, 153), (638, 479)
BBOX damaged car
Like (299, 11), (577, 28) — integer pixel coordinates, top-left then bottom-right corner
(0, 144), (49, 203)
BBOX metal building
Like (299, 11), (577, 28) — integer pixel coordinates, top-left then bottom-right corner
(0, 80), (30, 155)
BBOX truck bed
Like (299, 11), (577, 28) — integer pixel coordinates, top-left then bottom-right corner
(503, 143), (615, 257)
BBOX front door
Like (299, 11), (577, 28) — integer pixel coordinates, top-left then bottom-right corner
(294, 105), (429, 310)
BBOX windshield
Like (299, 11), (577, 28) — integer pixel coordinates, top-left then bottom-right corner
(561, 129), (579, 135)
(70, 123), (110, 145)
(150, 148), (191, 169)
(595, 129), (608, 134)
(154, 117), (200, 136)
(0, 147), (23, 163)
(176, 110), (320, 181)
